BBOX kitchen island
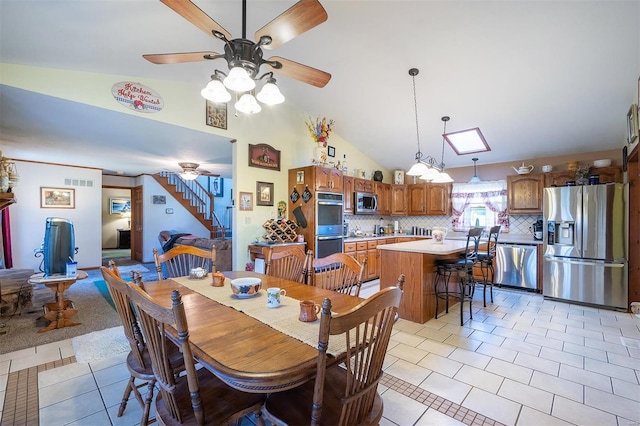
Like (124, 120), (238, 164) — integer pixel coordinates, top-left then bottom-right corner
(379, 239), (468, 323)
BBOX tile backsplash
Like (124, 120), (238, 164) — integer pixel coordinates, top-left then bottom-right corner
(344, 214), (542, 236)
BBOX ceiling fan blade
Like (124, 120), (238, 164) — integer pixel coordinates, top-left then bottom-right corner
(255, 0), (327, 50)
(266, 56), (331, 88)
(143, 51), (220, 64)
(199, 171), (220, 177)
(160, 0), (232, 40)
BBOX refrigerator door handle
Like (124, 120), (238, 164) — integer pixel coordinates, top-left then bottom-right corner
(545, 257), (625, 268)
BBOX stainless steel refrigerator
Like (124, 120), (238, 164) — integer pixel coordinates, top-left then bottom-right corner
(543, 183), (628, 310)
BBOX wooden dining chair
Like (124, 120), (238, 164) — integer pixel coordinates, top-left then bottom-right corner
(100, 266), (183, 425)
(152, 245), (216, 280)
(124, 284), (266, 426)
(262, 246), (311, 283)
(309, 252), (366, 297)
(263, 285), (403, 426)
(107, 259), (121, 278)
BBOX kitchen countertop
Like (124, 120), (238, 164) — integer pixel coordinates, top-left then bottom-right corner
(344, 233), (542, 245)
(377, 239), (469, 255)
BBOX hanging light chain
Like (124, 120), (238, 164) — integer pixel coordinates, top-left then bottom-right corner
(410, 68), (422, 159)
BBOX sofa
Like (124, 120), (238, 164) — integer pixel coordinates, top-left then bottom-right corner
(158, 231), (232, 272)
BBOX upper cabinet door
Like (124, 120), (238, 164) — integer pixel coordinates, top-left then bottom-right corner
(390, 185), (407, 216)
(507, 174), (544, 214)
(315, 166), (343, 192)
(426, 183), (452, 215)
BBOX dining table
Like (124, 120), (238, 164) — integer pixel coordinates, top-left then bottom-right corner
(142, 271), (364, 394)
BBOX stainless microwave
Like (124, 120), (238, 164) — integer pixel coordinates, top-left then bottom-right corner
(354, 192), (378, 214)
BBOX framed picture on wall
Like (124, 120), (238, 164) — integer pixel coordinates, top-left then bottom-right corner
(206, 100), (227, 129)
(256, 181), (274, 206)
(110, 197), (131, 215)
(41, 187), (75, 209)
(211, 177), (224, 197)
(239, 192), (253, 211)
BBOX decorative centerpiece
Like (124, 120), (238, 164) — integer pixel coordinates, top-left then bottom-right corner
(306, 116), (334, 164)
(575, 164), (591, 185)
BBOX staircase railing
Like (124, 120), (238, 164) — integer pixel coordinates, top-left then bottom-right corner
(158, 172), (226, 237)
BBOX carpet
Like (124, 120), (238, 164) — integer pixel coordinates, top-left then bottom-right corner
(72, 326), (129, 363)
(93, 264), (151, 310)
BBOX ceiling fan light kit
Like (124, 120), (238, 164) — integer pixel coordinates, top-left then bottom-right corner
(145, 0), (331, 115)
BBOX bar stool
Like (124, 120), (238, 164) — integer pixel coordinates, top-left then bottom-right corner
(476, 225), (501, 307)
(434, 228), (482, 325)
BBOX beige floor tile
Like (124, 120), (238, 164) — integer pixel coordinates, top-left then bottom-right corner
(0, 346), (36, 362)
(476, 342), (517, 362)
(415, 327), (451, 342)
(419, 372), (472, 405)
(562, 341), (608, 361)
(539, 346), (584, 368)
(514, 352), (559, 376)
(440, 323), (474, 337)
(390, 330), (427, 347)
(416, 339), (456, 357)
(384, 358), (432, 386)
(585, 357), (638, 384)
(491, 325), (527, 341)
(546, 329), (585, 345)
(584, 336), (630, 356)
(606, 352), (640, 370)
(442, 334), (482, 351)
(516, 406), (574, 425)
(0, 389), (4, 413)
(565, 324), (605, 340)
(521, 311), (552, 322)
(417, 353), (463, 378)
(39, 389), (106, 426)
(106, 397), (148, 426)
(585, 387), (640, 423)
(513, 322), (548, 337)
(524, 333), (564, 351)
(552, 396), (618, 425)
(464, 320), (498, 334)
(65, 410), (112, 426)
(453, 365), (503, 394)
(467, 329), (505, 346)
(382, 353), (399, 370)
(483, 316), (517, 329)
(387, 343), (429, 364)
(38, 362), (92, 388)
(502, 337), (542, 356)
(415, 408), (466, 425)
(39, 372), (98, 408)
(530, 371), (584, 402)
(393, 319), (427, 334)
(485, 358), (533, 384)
(533, 318), (567, 333)
(9, 346), (63, 372)
(379, 415), (399, 426)
(448, 348), (491, 369)
(462, 387), (521, 426)
(498, 377), (553, 414)
(611, 378), (640, 402)
(558, 364), (612, 393)
(92, 361), (133, 388)
(379, 388), (428, 426)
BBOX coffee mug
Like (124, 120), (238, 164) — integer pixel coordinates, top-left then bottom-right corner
(267, 287), (286, 308)
(298, 300), (321, 322)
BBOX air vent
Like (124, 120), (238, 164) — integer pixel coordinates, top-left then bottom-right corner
(64, 178), (94, 187)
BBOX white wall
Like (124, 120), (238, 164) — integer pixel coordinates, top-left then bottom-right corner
(9, 160), (102, 271)
(102, 187), (131, 248)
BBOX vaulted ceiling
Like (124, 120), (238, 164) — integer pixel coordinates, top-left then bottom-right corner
(1, 1), (638, 177)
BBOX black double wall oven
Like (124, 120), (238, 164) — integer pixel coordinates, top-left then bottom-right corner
(315, 192), (343, 258)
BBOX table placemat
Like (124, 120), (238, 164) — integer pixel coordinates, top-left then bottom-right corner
(174, 277), (348, 356)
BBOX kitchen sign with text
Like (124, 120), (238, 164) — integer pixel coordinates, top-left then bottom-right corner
(111, 81), (164, 113)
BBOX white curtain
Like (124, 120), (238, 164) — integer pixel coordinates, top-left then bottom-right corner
(451, 181), (509, 232)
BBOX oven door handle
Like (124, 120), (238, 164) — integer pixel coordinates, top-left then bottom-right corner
(317, 236), (343, 240)
(317, 201), (343, 206)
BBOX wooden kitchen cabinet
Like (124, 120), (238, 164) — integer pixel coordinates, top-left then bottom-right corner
(366, 240), (378, 281)
(507, 174), (544, 214)
(545, 170), (577, 187)
(375, 182), (391, 215)
(390, 184), (408, 216)
(544, 166), (622, 187)
(354, 178), (375, 193)
(342, 176), (354, 214)
(315, 166), (343, 192)
(408, 183), (451, 216)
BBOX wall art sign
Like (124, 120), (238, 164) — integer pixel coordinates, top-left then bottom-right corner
(111, 81), (164, 113)
(248, 143), (281, 171)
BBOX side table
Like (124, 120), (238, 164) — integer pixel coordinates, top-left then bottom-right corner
(28, 270), (88, 333)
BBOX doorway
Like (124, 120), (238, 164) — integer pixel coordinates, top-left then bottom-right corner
(102, 186), (132, 265)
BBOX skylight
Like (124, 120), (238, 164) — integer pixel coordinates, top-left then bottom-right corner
(444, 127), (490, 155)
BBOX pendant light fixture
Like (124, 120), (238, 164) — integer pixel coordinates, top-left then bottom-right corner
(405, 68), (453, 183)
(469, 157), (482, 183)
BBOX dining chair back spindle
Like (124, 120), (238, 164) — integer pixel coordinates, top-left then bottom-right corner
(153, 245), (216, 280)
(309, 252), (366, 297)
(262, 246), (311, 283)
(263, 285), (403, 425)
(125, 284), (265, 426)
(100, 266), (155, 425)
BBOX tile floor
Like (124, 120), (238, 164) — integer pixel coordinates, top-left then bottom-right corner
(1, 281), (639, 425)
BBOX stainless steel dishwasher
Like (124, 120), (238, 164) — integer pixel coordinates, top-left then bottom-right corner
(495, 243), (537, 290)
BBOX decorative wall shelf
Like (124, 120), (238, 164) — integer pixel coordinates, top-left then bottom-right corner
(0, 193), (16, 211)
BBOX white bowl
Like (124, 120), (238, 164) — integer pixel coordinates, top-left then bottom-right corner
(230, 277), (262, 297)
(593, 159), (611, 168)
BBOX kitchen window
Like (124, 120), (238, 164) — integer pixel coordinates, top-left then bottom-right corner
(451, 181), (509, 232)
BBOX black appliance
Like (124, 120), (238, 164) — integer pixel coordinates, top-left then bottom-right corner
(315, 192), (343, 258)
(531, 219), (543, 240)
(34, 217), (77, 276)
(354, 192), (378, 215)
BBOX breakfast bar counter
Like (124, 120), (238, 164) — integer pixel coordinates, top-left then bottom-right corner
(378, 240), (468, 323)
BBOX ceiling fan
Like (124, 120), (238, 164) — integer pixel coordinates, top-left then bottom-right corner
(143, 0), (331, 112)
(175, 162), (219, 180)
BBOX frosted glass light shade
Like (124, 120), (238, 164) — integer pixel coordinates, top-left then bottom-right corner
(407, 161), (429, 176)
(181, 172), (199, 181)
(235, 93), (262, 114)
(431, 171), (454, 183)
(223, 67), (255, 92)
(256, 82), (285, 105)
(201, 79), (231, 103)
